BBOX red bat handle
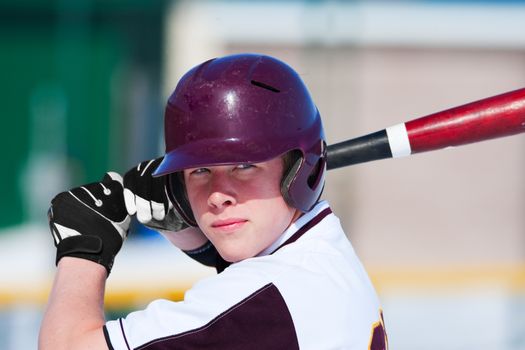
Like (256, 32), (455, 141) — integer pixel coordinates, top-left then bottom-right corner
(407, 88), (525, 153)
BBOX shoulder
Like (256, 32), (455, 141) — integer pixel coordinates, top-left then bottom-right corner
(106, 264), (300, 350)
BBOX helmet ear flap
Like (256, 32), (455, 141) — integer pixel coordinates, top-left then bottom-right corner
(281, 142), (327, 212)
(166, 173), (198, 227)
(307, 146), (327, 190)
(307, 155), (326, 205)
(280, 151), (304, 208)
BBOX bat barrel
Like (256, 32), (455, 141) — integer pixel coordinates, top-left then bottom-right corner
(406, 87), (525, 153)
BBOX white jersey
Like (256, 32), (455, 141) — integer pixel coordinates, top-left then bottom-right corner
(104, 201), (387, 349)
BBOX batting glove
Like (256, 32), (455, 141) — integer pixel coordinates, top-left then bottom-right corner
(123, 157), (188, 233)
(48, 172), (131, 275)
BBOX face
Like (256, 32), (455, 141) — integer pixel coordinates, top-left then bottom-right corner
(183, 157), (299, 262)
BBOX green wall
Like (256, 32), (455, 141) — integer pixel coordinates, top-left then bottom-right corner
(0, 0), (166, 228)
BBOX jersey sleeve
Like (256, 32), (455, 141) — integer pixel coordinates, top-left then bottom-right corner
(104, 270), (299, 350)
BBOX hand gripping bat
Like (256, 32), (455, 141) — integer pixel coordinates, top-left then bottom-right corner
(326, 88), (525, 170)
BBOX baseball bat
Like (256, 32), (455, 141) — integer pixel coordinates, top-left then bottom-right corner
(326, 87), (525, 170)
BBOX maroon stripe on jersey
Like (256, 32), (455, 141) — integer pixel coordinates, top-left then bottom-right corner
(103, 325), (116, 350)
(136, 283), (299, 350)
(119, 318), (132, 350)
(273, 207), (332, 254)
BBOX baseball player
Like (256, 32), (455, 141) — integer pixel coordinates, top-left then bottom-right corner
(39, 54), (388, 349)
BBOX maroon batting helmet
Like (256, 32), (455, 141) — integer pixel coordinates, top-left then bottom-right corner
(153, 53), (326, 226)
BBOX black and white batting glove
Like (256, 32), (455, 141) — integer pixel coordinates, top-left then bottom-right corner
(48, 172), (131, 275)
(123, 157), (188, 233)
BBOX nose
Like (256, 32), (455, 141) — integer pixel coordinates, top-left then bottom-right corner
(207, 172), (237, 209)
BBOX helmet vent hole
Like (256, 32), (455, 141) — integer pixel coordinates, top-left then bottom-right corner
(251, 80), (280, 93)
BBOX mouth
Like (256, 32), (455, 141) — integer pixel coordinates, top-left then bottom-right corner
(211, 218), (248, 232)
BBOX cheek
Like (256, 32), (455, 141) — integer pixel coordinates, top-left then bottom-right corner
(183, 182), (206, 218)
(257, 196), (296, 236)
(250, 172), (294, 227)
(254, 170), (283, 197)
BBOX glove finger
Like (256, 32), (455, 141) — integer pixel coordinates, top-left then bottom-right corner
(123, 188), (137, 216)
(138, 158), (157, 176)
(65, 174), (127, 223)
(141, 158), (164, 203)
(150, 157), (164, 172)
(100, 172), (125, 196)
(136, 196), (153, 223)
(150, 176), (169, 212)
(68, 184), (103, 209)
(124, 161), (149, 197)
(103, 171), (124, 186)
(124, 163), (140, 193)
(124, 157), (164, 202)
(151, 201), (166, 221)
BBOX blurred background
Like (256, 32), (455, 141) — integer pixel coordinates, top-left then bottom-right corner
(1, 0), (524, 348)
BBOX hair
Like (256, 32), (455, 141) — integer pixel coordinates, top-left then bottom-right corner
(281, 151), (298, 175)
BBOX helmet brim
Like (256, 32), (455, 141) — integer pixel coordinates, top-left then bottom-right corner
(152, 138), (292, 177)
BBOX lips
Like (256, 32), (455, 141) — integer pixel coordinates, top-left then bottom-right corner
(211, 218), (248, 231)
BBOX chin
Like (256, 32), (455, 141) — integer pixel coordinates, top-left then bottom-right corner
(217, 248), (251, 263)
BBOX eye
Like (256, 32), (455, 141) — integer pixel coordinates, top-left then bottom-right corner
(235, 163), (255, 170)
(190, 168), (210, 175)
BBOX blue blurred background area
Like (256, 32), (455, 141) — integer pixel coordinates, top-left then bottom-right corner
(1, 0), (524, 349)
